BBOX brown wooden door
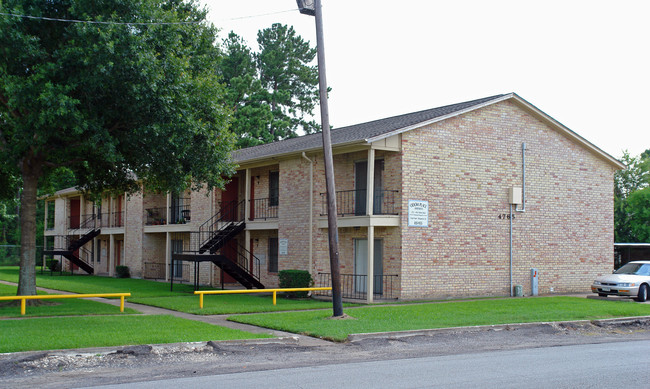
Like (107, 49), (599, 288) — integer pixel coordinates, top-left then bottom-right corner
(69, 198), (80, 229)
(221, 177), (239, 221)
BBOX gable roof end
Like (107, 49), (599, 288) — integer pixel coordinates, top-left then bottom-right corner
(233, 93), (624, 170)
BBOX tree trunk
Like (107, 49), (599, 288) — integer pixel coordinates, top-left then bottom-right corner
(17, 157), (41, 296)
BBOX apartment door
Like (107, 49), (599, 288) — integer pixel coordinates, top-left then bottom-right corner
(69, 198), (81, 229)
(354, 239), (383, 294)
(221, 177), (239, 221)
(354, 160), (384, 215)
(116, 196), (123, 227)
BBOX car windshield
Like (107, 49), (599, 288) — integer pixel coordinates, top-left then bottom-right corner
(614, 263), (650, 276)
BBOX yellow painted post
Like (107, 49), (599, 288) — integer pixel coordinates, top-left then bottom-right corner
(273, 291), (277, 305)
(200, 293), (204, 309)
(120, 296), (125, 312)
(20, 298), (26, 315)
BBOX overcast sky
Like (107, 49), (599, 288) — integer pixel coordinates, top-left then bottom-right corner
(202, 0), (649, 160)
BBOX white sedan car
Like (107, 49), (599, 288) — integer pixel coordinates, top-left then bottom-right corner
(591, 261), (650, 302)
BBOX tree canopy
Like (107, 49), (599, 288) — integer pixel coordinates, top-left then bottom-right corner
(614, 150), (650, 242)
(0, 0), (235, 295)
(221, 24), (320, 148)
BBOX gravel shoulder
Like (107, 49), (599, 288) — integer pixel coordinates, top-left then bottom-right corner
(2, 317), (650, 388)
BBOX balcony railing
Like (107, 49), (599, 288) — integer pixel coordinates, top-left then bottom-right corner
(249, 198), (278, 220)
(143, 262), (166, 279)
(112, 211), (125, 227)
(68, 213), (96, 230)
(314, 272), (399, 300)
(320, 189), (399, 216)
(145, 207), (167, 225)
(170, 202), (191, 224)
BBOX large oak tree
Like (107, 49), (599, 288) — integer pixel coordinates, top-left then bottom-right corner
(0, 0), (235, 295)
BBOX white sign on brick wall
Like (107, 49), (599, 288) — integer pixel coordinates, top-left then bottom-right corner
(279, 239), (288, 255)
(408, 200), (429, 227)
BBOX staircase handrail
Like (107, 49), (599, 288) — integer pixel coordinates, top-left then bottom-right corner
(198, 199), (245, 248)
(235, 243), (261, 282)
(68, 213), (98, 236)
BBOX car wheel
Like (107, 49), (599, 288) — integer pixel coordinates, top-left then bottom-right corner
(598, 293), (607, 297)
(636, 284), (648, 302)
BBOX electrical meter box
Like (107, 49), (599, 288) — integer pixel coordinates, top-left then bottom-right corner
(531, 268), (539, 296)
(508, 187), (523, 205)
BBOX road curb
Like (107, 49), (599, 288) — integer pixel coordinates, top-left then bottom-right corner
(0, 336), (302, 361)
(347, 315), (650, 342)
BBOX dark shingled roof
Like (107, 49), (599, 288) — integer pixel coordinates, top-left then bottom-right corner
(233, 94), (506, 163)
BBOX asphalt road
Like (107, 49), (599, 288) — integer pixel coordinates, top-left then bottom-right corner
(3, 318), (650, 388)
(83, 340), (650, 389)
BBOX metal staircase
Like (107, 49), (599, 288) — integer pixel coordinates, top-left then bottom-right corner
(172, 200), (264, 289)
(44, 215), (100, 275)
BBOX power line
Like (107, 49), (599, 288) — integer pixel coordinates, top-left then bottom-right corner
(0, 12), (201, 25)
(0, 8), (297, 26)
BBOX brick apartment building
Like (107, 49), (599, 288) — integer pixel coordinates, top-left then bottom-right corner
(43, 93), (624, 302)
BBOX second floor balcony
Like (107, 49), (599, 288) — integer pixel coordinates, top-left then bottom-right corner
(320, 189), (399, 217)
(145, 203), (192, 226)
(318, 189), (400, 228)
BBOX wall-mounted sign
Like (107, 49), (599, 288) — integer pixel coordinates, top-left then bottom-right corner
(408, 200), (429, 227)
(279, 238), (288, 255)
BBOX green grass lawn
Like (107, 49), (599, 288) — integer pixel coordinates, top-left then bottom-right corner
(0, 283), (139, 317)
(229, 296), (650, 341)
(0, 266), (356, 314)
(130, 294), (356, 315)
(0, 267), (195, 297)
(0, 315), (272, 353)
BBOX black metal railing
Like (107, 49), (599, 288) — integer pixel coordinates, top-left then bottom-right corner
(143, 262), (166, 279)
(249, 198), (278, 220)
(320, 189), (399, 216)
(314, 272), (399, 300)
(112, 211), (124, 227)
(235, 243), (261, 282)
(145, 207), (167, 225)
(169, 262), (190, 283)
(170, 202), (191, 224)
(196, 200), (244, 251)
(68, 213), (97, 230)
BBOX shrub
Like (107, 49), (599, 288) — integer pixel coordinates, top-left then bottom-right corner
(46, 259), (60, 272)
(278, 270), (313, 298)
(115, 265), (130, 278)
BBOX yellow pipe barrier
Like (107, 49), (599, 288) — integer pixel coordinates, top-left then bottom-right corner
(194, 287), (332, 308)
(0, 293), (131, 315)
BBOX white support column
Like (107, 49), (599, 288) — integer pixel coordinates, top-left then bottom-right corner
(366, 148), (375, 304)
(366, 148), (375, 216)
(110, 197), (114, 227)
(109, 234), (115, 277)
(245, 169), (251, 220)
(80, 194), (85, 223)
(44, 200), (49, 230)
(166, 193), (171, 225)
(244, 169), (251, 267)
(165, 232), (170, 281)
(367, 226), (374, 304)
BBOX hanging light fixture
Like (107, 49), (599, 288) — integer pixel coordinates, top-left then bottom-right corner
(296, 0), (316, 15)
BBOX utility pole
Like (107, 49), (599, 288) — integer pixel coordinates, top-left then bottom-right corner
(296, 0), (343, 316)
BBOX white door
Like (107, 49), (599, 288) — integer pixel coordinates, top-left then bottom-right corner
(354, 239), (383, 294)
